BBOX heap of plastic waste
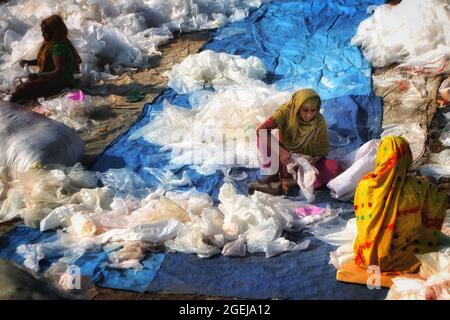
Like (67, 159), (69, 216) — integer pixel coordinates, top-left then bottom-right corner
(0, 0), (269, 90)
(352, 0), (450, 69)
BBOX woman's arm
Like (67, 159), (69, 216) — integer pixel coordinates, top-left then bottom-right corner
(37, 54), (65, 80)
(257, 116), (277, 154)
(19, 59), (38, 67)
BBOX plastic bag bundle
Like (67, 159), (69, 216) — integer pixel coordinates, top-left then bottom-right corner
(327, 140), (379, 201)
(0, 0), (267, 89)
(386, 250), (450, 300)
(130, 83), (291, 172)
(36, 90), (93, 132)
(286, 154), (318, 203)
(352, 0), (450, 68)
(0, 101), (84, 178)
(166, 50), (267, 94)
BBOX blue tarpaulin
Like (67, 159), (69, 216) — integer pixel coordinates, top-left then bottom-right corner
(0, 0), (387, 299)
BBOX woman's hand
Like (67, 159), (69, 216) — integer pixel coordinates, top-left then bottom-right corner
(279, 147), (290, 165)
(19, 59), (29, 68)
(27, 73), (40, 81)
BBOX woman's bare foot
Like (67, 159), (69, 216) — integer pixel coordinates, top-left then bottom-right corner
(281, 178), (297, 195)
(259, 173), (280, 184)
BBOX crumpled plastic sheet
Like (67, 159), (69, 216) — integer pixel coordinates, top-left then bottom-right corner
(0, 0), (268, 89)
(352, 0), (450, 68)
(0, 101), (85, 178)
(129, 83), (291, 173)
(386, 249), (450, 300)
(308, 216), (357, 269)
(286, 154), (318, 203)
(166, 50), (267, 94)
(0, 163), (106, 227)
(34, 90), (93, 132)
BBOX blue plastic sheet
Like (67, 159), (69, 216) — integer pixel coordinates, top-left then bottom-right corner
(206, 0), (384, 100)
(147, 238), (388, 300)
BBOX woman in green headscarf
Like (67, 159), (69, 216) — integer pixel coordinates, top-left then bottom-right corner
(255, 88), (342, 195)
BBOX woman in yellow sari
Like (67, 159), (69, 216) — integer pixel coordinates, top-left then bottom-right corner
(255, 88), (342, 195)
(354, 136), (448, 272)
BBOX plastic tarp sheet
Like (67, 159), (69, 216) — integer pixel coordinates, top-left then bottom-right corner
(204, 0), (385, 100)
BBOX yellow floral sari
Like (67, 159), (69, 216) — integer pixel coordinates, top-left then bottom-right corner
(353, 136), (448, 272)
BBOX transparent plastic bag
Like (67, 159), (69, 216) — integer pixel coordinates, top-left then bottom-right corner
(286, 155), (318, 203)
(37, 91), (93, 132)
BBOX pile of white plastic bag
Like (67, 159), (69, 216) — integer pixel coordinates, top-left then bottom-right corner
(327, 123), (427, 202)
(352, 0), (450, 69)
(166, 50), (268, 94)
(0, 0), (269, 91)
(1, 163), (334, 273)
(129, 51), (279, 174)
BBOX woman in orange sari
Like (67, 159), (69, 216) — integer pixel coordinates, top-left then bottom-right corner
(353, 136), (448, 272)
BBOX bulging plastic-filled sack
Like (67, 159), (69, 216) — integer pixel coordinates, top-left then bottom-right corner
(166, 50), (267, 94)
(0, 101), (84, 177)
(327, 140), (379, 201)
